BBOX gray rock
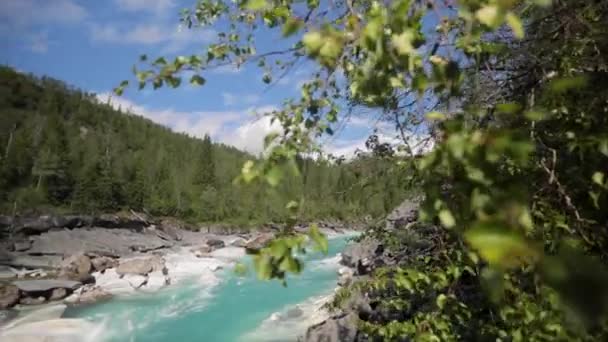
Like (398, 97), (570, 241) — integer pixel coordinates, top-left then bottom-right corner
(49, 288), (67, 301)
(158, 218), (184, 241)
(385, 197), (422, 230)
(116, 258), (152, 276)
(206, 239), (225, 249)
(19, 296), (46, 305)
(341, 239), (382, 275)
(0, 254), (63, 270)
(0, 285), (20, 309)
(27, 228), (172, 257)
(13, 279), (81, 292)
(13, 240), (32, 252)
(58, 254), (92, 282)
(245, 233), (275, 250)
(93, 212), (149, 230)
(72, 286), (112, 304)
(302, 313), (358, 342)
(229, 238), (247, 248)
(90, 256), (118, 273)
(116, 255), (164, 276)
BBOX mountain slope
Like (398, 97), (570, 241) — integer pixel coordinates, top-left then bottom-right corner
(0, 66), (406, 222)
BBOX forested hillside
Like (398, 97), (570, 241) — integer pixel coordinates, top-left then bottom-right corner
(0, 66), (405, 222)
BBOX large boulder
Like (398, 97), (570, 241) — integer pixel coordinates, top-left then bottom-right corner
(385, 197), (422, 230)
(206, 239), (225, 249)
(302, 313), (359, 342)
(0, 284), (20, 309)
(116, 258), (152, 276)
(245, 233), (275, 250)
(158, 218), (184, 241)
(341, 239), (382, 275)
(116, 255), (165, 276)
(90, 256), (118, 273)
(93, 212), (150, 230)
(59, 254), (93, 283)
(229, 237), (247, 248)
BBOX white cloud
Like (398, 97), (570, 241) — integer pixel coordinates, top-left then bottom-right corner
(114, 0), (175, 14)
(218, 106), (280, 154)
(222, 92), (260, 107)
(0, 0), (87, 28)
(96, 93), (279, 154)
(90, 23), (215, 52)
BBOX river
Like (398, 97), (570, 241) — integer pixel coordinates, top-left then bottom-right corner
(64, 235), (352, 342)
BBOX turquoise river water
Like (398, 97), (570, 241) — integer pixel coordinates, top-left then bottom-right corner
(65, 235), (352, 342)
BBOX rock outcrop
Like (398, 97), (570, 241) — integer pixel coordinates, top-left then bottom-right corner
(341, 238), (382, 275)
(302, 312), (359, 342)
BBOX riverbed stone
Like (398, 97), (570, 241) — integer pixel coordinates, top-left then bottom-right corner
(19, 296), (46, 305)
(206, 239), (225, 249)
(59, 254), (92, 282)
(90, 256), (118, 273)
(0, 284), (20, 309)
(49, 288), (68, 301)
(116, 258), (153, 276)
(13, 279), (81, 292)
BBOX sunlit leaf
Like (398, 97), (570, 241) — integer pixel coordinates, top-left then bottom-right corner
(465, 221), (539, 269)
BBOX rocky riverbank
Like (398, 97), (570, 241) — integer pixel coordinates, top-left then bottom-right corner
(300, 198), (423, 342)
(0, 211), (355, 340)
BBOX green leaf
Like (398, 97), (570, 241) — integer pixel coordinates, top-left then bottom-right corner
(592, 172), (605, 186)
(302, 31), (324, 54)
(391, 30), (415, 55)
(465, 221), (539, 269)
(265, 166), (283, 187)
(425, 111), (446, 121)
(549, 75), (588, 93)
(245, 0), (267, 11)
(282, 18), (303, 37)
(505, 12), (524, 39)
(476, 5), (503, 28)
(190, 75), (206, 86)
(438, 209), (456, 228)
(436, 294), (448, 309)
(308, 223), (328, 254)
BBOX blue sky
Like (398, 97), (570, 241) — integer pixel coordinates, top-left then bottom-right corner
(0, 0), (427, 156)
